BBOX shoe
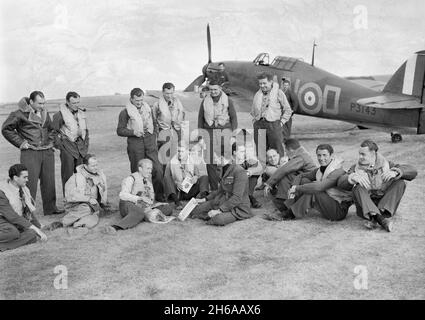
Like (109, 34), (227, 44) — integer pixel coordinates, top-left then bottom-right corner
(101, 225), (118, 235)
(175, 201), (184, 210)
(364, 220), (379, 230)
(249, 196), (262, 209)
(67, 227), (89, 237)
(375, 214), (393, 232)
(263, 213), (283, 221)
(196, 191), (208, 199)
(156, 194), (167, 202)
(281, 210), (295, 220)
(44, 209), (65, 216)
(43, 221), (63, 231)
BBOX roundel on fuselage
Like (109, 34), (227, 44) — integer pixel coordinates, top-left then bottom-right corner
(297, 82), (323, 115)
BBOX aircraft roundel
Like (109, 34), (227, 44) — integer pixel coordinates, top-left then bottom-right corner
(297, 82), (323, 115)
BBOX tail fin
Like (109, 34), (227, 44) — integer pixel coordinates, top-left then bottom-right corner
(383, 51), (425, 102)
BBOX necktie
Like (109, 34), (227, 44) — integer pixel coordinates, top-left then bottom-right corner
(19, 187), (30, 219)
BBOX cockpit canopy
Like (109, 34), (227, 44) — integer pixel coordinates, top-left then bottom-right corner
(253, 53), (302, 71)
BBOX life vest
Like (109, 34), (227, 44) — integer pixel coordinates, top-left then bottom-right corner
(59, 103), (87, 141)
(203, 92), (230, 127)
(316, 158), (352, 203)
(126, 101), (154, 134)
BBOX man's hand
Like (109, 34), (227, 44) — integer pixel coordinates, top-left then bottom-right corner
(89, 198), (98, 206)
(133, 130), (143, 137)
(349, 172), (371, 189)
(20, 141), (30, 150)
(207, 209), (221, 218)
(30, 225), (48, 242)
(246, 170), (251, 177)
(139, 196), (153, 205)
(195, 198), (206, 204)
(288, 185), (297, 199)
(382, 170), (398, 182)
(191, 176), (198, 184)
(264, 184), (272, 197)
(280, 120), (286, 127)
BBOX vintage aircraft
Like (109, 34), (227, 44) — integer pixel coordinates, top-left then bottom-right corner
(184, 25), (425, 143)
(1, 25), (424, 143)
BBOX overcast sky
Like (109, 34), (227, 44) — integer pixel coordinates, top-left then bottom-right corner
(0, 0), (424, 102)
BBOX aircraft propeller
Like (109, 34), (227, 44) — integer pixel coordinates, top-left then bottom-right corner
(184, 24), (212, 91)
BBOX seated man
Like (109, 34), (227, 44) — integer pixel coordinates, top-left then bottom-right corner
(257, 148), (289, 191)
(0, 164), (47, 252)
(190, 143), (253, 226)
(57, 154), (107, 234)
(102, 159), (173, 234)
(236, 143), (263, 208)
(337, 140), (417, 232)
(279, 144), (352, 221)
(263, 148), (289, 179)
(164, 143), (209, 209)
(263, 139), (317, 218)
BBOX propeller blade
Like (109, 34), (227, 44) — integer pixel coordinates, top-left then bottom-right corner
(183, 74), (205, 92)
(207, 23), (212, 63)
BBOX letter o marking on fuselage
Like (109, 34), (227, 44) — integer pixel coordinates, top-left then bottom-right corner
(298, 82), (323, 115)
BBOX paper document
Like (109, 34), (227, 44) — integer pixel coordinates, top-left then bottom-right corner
(177, 198), (198, 221)
(180, 177), (194, 194)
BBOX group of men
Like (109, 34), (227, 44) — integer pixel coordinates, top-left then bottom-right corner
(0, 72), (418, 252)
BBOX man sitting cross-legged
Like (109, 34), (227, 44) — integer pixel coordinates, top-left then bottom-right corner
(190, 143), (253, 226)
(0, 164), (47, 252)
(164, 142), (209, 209)
(102, 159), (173, 234)
(46, 154), (108, 236)
(281, 144), (353, 221)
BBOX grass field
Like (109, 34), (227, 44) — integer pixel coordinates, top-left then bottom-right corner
(0, 107), (424, 300)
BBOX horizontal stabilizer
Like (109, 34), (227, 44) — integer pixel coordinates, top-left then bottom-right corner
(356, 93), (424, 109)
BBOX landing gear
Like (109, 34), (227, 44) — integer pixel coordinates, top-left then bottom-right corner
(391, 132), (402, 143)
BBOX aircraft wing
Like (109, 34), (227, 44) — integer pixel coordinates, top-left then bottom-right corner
(356, 93), (424, 109)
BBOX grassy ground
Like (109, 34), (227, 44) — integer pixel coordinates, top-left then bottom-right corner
(0, 107), (424, 300)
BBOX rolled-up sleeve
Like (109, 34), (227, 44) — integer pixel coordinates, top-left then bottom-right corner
(119, 176), (139, 203)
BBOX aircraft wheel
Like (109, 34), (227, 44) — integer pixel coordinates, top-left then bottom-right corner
(391, 132), (402, 143)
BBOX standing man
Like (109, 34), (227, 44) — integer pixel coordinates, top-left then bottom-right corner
(281, 144), (352, 221)
(337, 140), (417, 232)
(251, 72), (292, 157)
(0, 164), (47, 251)
(117, 88), (164, 200)
(263, 139), (316, 219)
(198, 80), (238, 190)
(2, 91), (63, 216)
(281, 79), (297, 138)
(153, 82), (186, 164)
(52, 91), (89, 195)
